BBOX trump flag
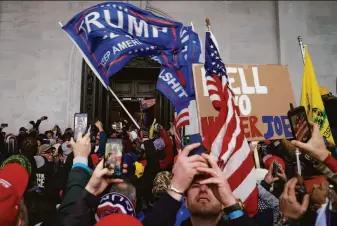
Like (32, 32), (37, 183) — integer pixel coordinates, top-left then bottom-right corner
(62, 2), (183, 85)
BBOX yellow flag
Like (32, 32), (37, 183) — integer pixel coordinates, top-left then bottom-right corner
(300, 46), (334, 144)
(149, 118), (156, 139)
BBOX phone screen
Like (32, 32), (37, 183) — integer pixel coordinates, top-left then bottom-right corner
(272, 161), (279, 178)
(104, 139), (123, 178)
(74, 113), (88, 141)
(288, 107), (311, 143)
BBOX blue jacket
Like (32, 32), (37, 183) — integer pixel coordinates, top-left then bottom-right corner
(143, 193), (257, 226)
(174, 198), (190, 226)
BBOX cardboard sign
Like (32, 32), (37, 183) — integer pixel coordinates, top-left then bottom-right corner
(193, 64), (296, 141)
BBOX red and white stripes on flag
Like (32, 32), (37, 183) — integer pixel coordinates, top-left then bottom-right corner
(294, 117), (309, 142)
(140, 98), (156, 111)
(206, 75), (223, 111)
(175, 108), (190, 129)
(203, 30), (258, 217)
(173, 108), (190, 150)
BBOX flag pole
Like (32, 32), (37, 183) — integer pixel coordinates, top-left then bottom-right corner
(58, 22), (140, 129)
(298, 36), (305, 65)
(107, 86), (140, 129)
(206, 17), (211, 31)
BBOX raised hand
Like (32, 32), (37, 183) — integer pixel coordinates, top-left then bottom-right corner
(85, 160), (127, 196)
(70, 131), (91, 158)
(171, 143), (208, 193)
(95, 120), (104, 132)
(264, 163), (280, 185)
(279, 178), (309, 220)
(291, 122), (329, 162)
(196, 153), (236, 207)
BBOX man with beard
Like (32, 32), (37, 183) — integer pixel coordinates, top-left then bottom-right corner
(143, 143), (256, 226)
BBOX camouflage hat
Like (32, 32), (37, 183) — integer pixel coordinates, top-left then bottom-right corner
(152, 171), (173, 197)
(39, 144), (53, 154)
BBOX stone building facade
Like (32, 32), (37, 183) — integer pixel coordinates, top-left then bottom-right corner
(0, 1), (336, 133)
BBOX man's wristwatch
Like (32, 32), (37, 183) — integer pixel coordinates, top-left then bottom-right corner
(223, 199), (245, 220)
(223, 199), (244, 215)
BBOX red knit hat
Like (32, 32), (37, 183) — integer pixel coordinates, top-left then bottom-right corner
(95, 214), (142, 226)
(0, 163), (29, 226)
(304, 176), (327, 194)
(263, 155), (285, 171)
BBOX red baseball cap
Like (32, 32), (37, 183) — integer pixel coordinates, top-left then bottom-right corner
(95, 214), (142, 226)
(263, 155), (285, 171)
(304, 176), (327, 194)
(0, 163), (29, 226)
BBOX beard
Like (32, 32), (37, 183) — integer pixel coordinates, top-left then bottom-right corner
(187, 199), (222, 217)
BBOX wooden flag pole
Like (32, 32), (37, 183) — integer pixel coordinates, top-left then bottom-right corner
(107, 86), (140, 129)
(206, 17), (211, 31)
(59, 22), (140, 129)
(298, 36), (306, 65)
(251, 141), (260, 169)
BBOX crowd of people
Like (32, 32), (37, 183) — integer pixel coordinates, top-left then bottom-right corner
(0, 93), (337, 226)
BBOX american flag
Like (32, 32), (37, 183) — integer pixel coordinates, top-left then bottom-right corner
(173, 108), (190, 150)
(140, 99), (156, 111)
(203, 30), (258, 217)
(173, 112), (182, 150)
(294, 116), (310, 142)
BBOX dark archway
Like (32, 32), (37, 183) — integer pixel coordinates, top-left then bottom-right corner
(80, 57), (174, 132)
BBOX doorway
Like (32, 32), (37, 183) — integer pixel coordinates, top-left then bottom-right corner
(118, 100), (156, 127)
(80, 57), (174, 133)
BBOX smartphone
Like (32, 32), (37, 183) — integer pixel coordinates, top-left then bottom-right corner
(104, 139), (123, 178)
(74, 113), (88, 141)
(272, 161), (279, 178)
(288, 106), (312, 143)
(296, 184), (307, 203)
(181, 133), (205, 156)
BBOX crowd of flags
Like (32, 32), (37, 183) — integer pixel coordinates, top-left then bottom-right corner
(62, 1), (258, 216)
(62, 1), (335, 218)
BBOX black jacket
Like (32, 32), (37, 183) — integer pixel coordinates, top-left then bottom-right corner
(143, 193), (257, 226)
(62, 189), (99, 226)
(49, 166), (91, 226)
(137, 140), (160, 201)
(127, 139), (161, 212)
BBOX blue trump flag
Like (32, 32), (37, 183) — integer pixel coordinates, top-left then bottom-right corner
(156, 66), (192, 113)
(62, 2), (183, 85)
(176, 26), (202, 97)
(155, 26), (201, 98)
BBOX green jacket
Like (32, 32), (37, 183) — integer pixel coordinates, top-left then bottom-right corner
(50, 166), (91, 226)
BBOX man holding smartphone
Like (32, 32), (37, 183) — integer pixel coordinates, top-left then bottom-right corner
(143, 143), (256, 226)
